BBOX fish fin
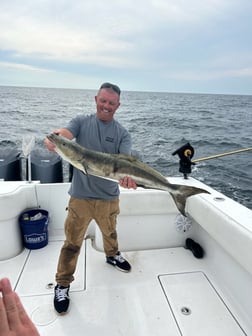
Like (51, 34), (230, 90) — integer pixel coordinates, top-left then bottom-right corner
(170, 185), (210, 216)
(116, 154), (138, 162)
(78, 159), (89, 175)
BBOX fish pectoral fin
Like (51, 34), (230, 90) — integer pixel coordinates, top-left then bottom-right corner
(78, 159), (89, 175)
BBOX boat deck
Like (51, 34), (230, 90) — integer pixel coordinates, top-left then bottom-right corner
(1, 237), (249, 336)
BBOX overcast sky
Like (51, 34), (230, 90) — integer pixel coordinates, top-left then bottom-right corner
(0, 0), (251, 94)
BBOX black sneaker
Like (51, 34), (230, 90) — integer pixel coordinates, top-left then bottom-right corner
(185, 238), (204, 259)
(54, 285), (70, 314)
(106, 251), (131, 272)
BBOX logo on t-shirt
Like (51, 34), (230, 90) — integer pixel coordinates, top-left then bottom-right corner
(105, 137), (114, 143)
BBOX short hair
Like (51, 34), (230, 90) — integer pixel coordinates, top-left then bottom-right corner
(99, 82), (121, 96)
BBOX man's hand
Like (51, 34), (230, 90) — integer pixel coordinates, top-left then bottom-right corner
(119, 176), (137, 189)
(44, 128), (74, 152)
(0, 278), (40, 336)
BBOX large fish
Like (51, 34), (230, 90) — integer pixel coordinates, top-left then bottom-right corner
(47, 133), (210, 216)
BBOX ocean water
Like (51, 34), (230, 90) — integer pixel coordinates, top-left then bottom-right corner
(0, 86), (251, 210)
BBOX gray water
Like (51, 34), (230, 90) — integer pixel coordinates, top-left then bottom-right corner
(0, 86), (251, 209)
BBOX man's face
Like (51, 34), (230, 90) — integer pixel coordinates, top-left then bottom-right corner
(95, 88), (120, 122)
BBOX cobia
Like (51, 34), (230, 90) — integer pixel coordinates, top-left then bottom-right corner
(47, 133), (210, 216)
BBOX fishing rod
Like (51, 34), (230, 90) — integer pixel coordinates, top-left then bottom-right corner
(172, 143), (252, 179)
(192, 147), (252, 163)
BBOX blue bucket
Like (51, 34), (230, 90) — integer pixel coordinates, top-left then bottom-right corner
(19, 209), (49, 249)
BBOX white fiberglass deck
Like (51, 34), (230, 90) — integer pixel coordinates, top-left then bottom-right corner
(1, 180), (252, 335)
(0, 239), (248, 336)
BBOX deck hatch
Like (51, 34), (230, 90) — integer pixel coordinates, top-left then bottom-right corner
(159, 271), (247, 336)
(15, 241), (86, 297)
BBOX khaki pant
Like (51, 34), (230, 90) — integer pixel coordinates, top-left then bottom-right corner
(56, 196), (120, 287)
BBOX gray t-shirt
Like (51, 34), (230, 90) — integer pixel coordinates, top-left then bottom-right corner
(66, 114), (132, 200)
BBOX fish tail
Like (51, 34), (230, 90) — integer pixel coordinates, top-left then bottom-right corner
(170, 185), (210, 216)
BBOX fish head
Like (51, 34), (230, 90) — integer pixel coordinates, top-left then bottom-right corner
(46, 133), (84, 169)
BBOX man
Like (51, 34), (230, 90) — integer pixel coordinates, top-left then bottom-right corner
(45, 83), (137, 314)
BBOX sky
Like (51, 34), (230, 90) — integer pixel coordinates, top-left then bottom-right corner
(0, 0), (252, 95)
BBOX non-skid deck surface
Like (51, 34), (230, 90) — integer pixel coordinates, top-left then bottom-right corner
(0, 240), (248, 336)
